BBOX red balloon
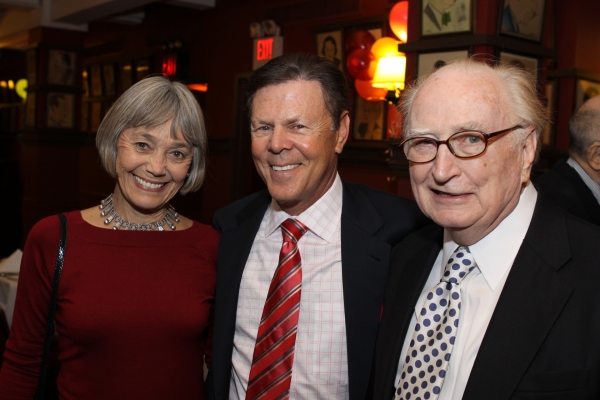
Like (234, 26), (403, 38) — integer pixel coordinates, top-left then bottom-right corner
(345, 30), (376, 53)
(390, 1), (409, 43)
(346, 49), (375, 80)
(355, 79), (388, 102)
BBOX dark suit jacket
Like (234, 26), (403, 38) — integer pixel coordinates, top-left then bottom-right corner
(534, 158), (600, 226)
(206, 181), (429, 400)
(370, 194), (600, 399)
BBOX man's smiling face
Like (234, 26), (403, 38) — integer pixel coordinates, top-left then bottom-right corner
(250, 80), (348, 216)
(407, 66), (535, 244)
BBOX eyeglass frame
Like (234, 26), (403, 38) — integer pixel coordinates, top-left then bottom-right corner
(399, 124), (526, 163)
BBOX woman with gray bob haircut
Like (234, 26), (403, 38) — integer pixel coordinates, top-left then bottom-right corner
(0, 76), (218, 399)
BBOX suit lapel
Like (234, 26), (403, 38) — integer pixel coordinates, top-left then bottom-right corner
(341, 183), (391, 399)
(213, 193), (269, 400)
(373, 225), (442, 400)
(556, 160), (600, 225)
(463, 195), (574, 400)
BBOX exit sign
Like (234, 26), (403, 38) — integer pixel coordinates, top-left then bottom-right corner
(253, 37), (283, 70)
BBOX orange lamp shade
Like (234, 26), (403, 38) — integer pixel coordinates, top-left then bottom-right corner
(389, 1), (409, 43)
(372, 54), (407, 91)
(371, 37), (401, 58)
(355, 79), (388, 102)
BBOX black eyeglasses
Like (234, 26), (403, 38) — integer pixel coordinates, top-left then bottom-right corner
(399, 125), (525, 163)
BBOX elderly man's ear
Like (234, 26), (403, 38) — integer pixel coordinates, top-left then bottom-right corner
(587, 141), (600, 172)
(521, 126), (538, 183)
(335, 112), (350, 155)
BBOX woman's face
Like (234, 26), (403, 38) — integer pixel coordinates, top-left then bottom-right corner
(114, 120), (192, 214)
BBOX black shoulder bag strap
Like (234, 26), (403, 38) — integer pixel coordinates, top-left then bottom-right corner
(34, 213), (68, 400)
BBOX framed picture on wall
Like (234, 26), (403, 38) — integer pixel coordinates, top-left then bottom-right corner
(90, 65), (103, 97)
(575, 79), (600, 111)
(418, 50), (469, 77)
(499, 0), (546, 42)
(421, 0), (472, 37)
(25, 92), (36, 128)
(90, 102), (103, 132)
(47, 50), (76, 86)
(353, 95), (386, 141)
(135, 59), (150, 81)
(81, 101), (89, 132)
(542, 79), (557, 146)
(499, 51), (539, 80)
(120, 62), (133, 93)
(46, 93), (74, 129)
(316, 30), (344, 71)
(26, 49), (37, 85)
(103, 64), (116, 96)
(82, 68), (90, 97)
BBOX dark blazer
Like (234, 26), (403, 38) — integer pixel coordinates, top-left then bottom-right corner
(206, 181), (429, 400)
(370, 194), (600, 399)
(534, 158), (600, 226)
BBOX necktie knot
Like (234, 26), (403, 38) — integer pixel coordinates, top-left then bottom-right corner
(442, 246), (475, 285)
(281, 218), (308, 244)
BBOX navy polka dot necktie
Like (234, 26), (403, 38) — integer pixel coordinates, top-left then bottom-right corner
(395, 246), (476, 400)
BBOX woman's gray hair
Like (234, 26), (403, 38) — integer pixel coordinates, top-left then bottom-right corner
(400, 57), (548, 158)
(96, 76), (207, 195)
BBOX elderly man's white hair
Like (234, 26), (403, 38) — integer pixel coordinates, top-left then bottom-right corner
(399, 57), (548, 159)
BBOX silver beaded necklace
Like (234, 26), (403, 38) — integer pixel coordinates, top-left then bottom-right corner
(99, 193), (180, 231)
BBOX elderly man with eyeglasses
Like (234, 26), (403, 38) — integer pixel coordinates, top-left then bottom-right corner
(368, 58), (600, 400)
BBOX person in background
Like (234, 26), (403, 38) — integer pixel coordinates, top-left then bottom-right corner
(370, 58), (600, 399)
(0, 76), (218, 399)
(535, 95), (600, 226)
(206, 53), (429, 400)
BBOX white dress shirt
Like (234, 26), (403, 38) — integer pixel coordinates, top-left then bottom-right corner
(230, 174), (349, 399)
(394, 182), (538, 400)
(567, 157), (600, 204)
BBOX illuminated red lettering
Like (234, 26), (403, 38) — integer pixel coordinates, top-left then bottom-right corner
(256, 38), (274, 61)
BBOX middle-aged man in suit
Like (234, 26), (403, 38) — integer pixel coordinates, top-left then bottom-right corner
(206, 53), (428, 400)
(534, 95), (600, 226)
(370, 58), (600, 400)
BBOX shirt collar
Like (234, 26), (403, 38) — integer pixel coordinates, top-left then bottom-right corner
(442, 181), (538, 291)
(264, 173), (343, 242)
(567, 157), (600, 204)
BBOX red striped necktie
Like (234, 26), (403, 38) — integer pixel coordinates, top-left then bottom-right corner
(246, 218), (308, 400)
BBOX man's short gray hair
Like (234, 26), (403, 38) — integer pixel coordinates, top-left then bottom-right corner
(399, 57), (548, 158)
(96, 76), (207, 195)
(569, 108), (600, 158)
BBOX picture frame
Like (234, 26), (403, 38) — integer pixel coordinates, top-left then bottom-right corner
(574, 78), (600, 111)
(499, 0), (546, 42)
(90, 102), (103, 132)
(47, 50), (76, 86)
(25, 92), (36, 128)
(46, 92), (74, 129)
(421, 0), (472, 37)
(120, 62), (133, 93)
(499, 51), (539, 80)
(82, 68), (90, 97)
(90, 65), (103, 97)
(135, 59), (150, 82)
(417, 50), (469, 77)
(353, 94), (386, 141)
(103, 64), (116, 96)
(26, 49), (37, 85)
(316, 30), (344, 72)
(542, 79), (557, 146)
